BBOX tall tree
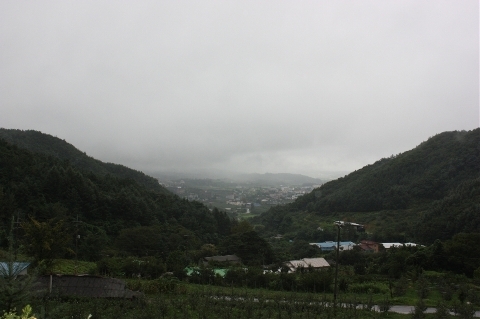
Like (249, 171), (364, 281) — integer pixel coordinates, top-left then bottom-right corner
(0, 217), (35, 312)
(21, 216), (73, 270)
(219, 231), (275, 266)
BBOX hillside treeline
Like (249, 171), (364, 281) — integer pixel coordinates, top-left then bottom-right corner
(255, 129), (480, 244)
(0, 137), (276, 266)
(0, 128), (168, 193)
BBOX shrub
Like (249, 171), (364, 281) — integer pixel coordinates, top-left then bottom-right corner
(96, 257), (124, 277)
(298, 271), (332, 293)
(126, 278), (180, 294)
(348, 282), (389, 294)
(1, 305), (36, 319)
(410, 299), (427, 319)
(415, 275), (429, 299)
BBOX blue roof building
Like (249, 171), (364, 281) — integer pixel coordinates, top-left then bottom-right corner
(310, 241), (356, 251)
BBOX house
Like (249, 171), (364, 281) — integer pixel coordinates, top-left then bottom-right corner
(310, 241), (355, 251)
(200, 254), (242, 266)
(285, 257), (330, 273)
(358, 240), (380, 253)
(0, 262), (30, 277)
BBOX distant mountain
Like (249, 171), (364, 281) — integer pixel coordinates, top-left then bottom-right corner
(0, 129), (168, 194)
(151, 168), (239, 181)
(232, 173), (324, 186)
(153, 170), (327, 187)
(255, 129), (480, 244)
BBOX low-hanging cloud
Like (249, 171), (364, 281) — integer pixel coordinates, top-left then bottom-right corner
(1, 0), (478, 178)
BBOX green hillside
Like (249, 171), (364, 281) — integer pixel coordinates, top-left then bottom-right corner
(0, 135), (237, 262)
(0, 129), (168, 194)
(254, 129), (480, 244)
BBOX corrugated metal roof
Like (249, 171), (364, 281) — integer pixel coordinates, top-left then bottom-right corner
(302, 258), (330, 268)
(0, 262), (30, 277)
(289, 260), (307, 268)
(286, 258), (330, 272)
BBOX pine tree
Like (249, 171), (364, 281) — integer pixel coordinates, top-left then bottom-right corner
(0, 217), (36, 312)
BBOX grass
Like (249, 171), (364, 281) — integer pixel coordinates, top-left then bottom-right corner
(26, 274), (478, 318)
(24, 257), (479, 317)
(49, 259), (97, 275)
(155, 281), (412, 306)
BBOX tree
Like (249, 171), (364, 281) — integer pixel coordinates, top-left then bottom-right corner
(77, 224), (109, 261)
(21, 217), (73, 270)
(0, 217), (36, 312)
(410, 298), (427, 319)
(231, 220), (254, 234)
(433, 302), (451, 319)
(166, 250), (187, 279)
(415, 275), (429, 299)
(115, 225), (196, 258)
(444, 233), (480, 277)
(290, 240), (321, 259)
(219, 231), (275, 266)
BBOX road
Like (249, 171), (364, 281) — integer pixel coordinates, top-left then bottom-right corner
(375, 305), (480, 317)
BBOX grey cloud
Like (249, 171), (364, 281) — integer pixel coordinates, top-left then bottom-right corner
(0, 1), (478, 178)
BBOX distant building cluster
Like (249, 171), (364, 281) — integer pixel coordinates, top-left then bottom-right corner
(161, 179), (319, 210)
(309, 240), (419, 252)
(187, 255), (331, 276)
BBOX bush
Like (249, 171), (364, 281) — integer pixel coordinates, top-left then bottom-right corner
(1, 305), (36, 319)
(96, 257), (124, 277)
(415, 275), (429, 299)
(122, 257), (166, 279)
(298, 271), (332, 293)
(410, 299), (427, 319)
(126, 278), (180, 294)
(348, 282), (389, 294)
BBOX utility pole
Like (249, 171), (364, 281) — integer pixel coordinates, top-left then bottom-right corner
(73, 215), (81, 275)
(12, 212), (21, 260)
(333, 222), (341, 310)
(333, 220), (365, 315)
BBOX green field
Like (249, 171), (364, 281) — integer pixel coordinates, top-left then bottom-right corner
(23, 278), (479, 319)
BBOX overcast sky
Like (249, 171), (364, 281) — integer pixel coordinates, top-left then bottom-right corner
(1, 1), (478, 178)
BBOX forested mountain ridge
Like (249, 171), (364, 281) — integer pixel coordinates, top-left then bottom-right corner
(0, 128), (168, 194)
(0, 135), (239, 262)
(255, 129), (480, 244)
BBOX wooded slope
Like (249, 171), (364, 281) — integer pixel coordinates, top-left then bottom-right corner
(0, 129), (168, 194)
(0, 135), (234, 260)
(255, 129), (480, 244)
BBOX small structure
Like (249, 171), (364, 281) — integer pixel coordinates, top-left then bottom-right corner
(382, 242), (418, 249)
(0, 262), (30, 277)
(358, 240), (380, 253)
(201, 254), (242, 266)
(285, 257), (330, 273)
(36, 275), (141, 299)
